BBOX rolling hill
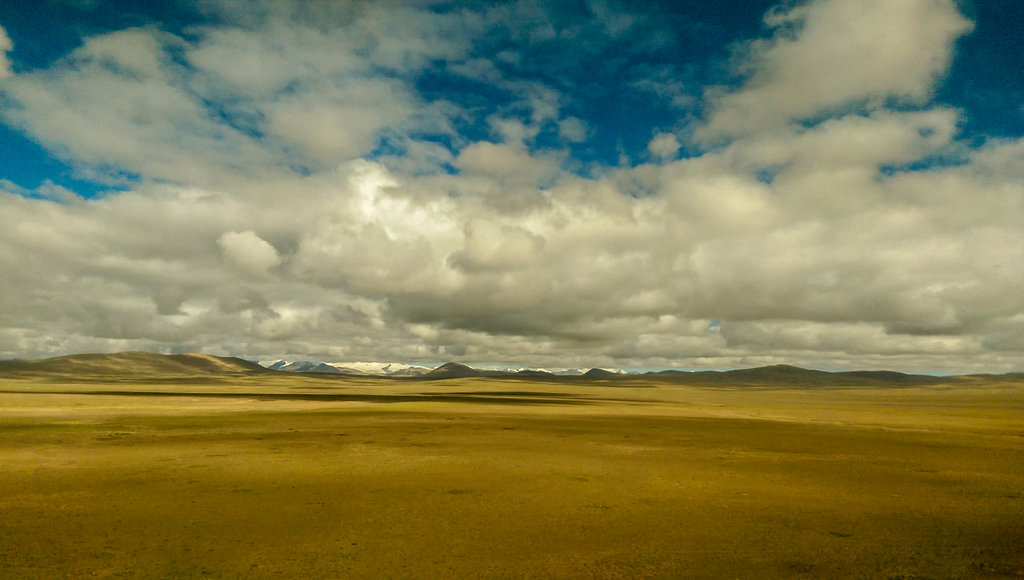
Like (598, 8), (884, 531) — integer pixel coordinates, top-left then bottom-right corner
(648, 365), (953, 387)
(422, 362), (490, 379)
(0, 351), (266, 379)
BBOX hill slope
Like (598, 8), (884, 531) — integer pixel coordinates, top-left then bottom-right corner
(0, 351), (265, 379)
(422, 362), (487, 379)
(650, 365), (953, 387)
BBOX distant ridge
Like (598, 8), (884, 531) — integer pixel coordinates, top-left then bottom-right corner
(650, 365), (952, 387)
(423, 362), (488, 379)
(274, 361), (343, 373)
(262, 360), (431, 376)
(722, 364), (836, 385)
(0, 351), (266, 379)
(2, 352), (1020, 386)
(516, 369), (555, 377)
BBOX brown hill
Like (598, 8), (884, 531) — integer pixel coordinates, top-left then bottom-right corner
(0, 351), (265, 380)
(422, 362), (487, 380)
(649, 365), (954, 387)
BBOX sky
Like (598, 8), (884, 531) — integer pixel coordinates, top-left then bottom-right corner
(1, 0), (1022, 373)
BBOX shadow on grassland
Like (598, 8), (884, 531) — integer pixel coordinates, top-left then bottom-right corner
(0, 389), (593, 406)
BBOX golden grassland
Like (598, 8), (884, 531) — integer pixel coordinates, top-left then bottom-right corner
(2, 372), (1023, 578)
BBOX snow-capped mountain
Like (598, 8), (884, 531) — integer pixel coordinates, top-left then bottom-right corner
(258, 360), (626, 377)
(259, 360), (431, 376)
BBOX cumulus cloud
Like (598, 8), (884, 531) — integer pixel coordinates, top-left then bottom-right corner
(648, 132), (681, 161)
(0, 24), (12, 79)
(265, 79), (414, 165)
(448, 219), (546, 273)
(217, 230), (282, 276)
(0, 5), (467, 186)
(1, 0), (1022, 372)
(698, 0), (973, 140)
(455, 141), (560, 186)
(1, 28), (281, 187)
(558, 116), (589, 143)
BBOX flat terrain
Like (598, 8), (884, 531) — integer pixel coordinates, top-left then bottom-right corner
(2, 373), (1023, 578)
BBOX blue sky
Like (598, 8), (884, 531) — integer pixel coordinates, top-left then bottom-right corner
(0, 1), (775, 193)
(6, 0), (1019, 195)
(1, 0), (1022, 372)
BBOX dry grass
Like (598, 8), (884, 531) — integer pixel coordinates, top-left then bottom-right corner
(2, 374), (1023, 578)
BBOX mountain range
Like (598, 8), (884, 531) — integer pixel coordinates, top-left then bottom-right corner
(262, 360), (434, 376)
(259, 359), (614, 377)
(2, 352), (1022, 387)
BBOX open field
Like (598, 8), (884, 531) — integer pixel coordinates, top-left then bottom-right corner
(2, 372), (1023, 578)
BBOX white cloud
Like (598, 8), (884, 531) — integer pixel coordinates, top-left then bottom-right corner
(558, 116), (589, 143)
(632, 74), (695, 110)
(455, 141), (559, 185)
(218, 230), (282, 276)
(648, 132), (681, 161)
(658, 166), (777, 232)
(699, 0), (973, 140)
(586, 0), (639, 38)
(1, 1), (1022, 372)
(448, 219), (546, 273)
(0, 24), (13, 79)
(78, 25), (167, 78)
(265, 79), (414, 165)
(0, 6), (472, 185)
(186, 25), (361, 99)
(1, 28), (281, 187)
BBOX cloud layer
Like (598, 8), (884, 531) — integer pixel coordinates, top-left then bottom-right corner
(698, 0), (973, 140)
(0, 24), (12, 79)
(1, 0), (1021, 372)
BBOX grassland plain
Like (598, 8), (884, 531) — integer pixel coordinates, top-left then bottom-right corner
(2, 372), (1023, 578)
